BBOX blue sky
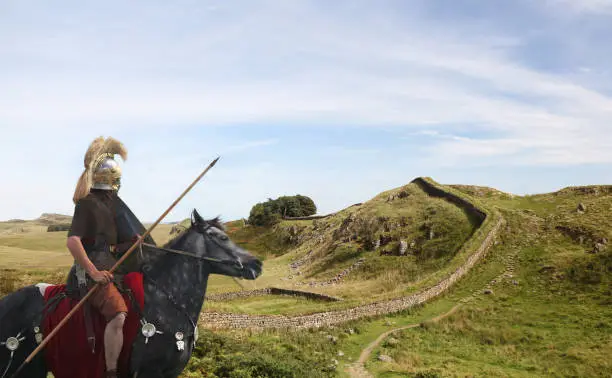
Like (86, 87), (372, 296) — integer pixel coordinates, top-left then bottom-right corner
(1, 0), (611, 222)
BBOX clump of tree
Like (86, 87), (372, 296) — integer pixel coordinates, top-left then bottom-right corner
(47, 224), (71, 232)
(248, 195), (317, 226)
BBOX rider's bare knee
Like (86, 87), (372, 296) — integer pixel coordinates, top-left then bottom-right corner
(108, 312), (126, 331)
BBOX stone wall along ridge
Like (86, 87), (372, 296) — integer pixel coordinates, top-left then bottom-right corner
(200, 177), (504, 330)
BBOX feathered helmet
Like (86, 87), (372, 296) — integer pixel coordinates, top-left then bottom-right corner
(73, 136), (127, 204)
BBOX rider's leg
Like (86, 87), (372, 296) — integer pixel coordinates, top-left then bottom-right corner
(104, 312), (126, 375)
(90, 283), (129, 376)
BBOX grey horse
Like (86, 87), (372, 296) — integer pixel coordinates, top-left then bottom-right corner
(0, 209), (263, 378)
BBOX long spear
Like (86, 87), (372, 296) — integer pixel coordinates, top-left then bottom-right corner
(11, 156), (220, 378)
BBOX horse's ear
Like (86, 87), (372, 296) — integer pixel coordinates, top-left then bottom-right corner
(192, 209), (205, 225)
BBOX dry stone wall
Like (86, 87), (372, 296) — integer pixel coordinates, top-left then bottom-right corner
(200, 178), (504, 330)
(411, 177), (487, 224)
(206, 287), (342, 302)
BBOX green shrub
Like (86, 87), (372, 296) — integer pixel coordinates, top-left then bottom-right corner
(248, 195), (317, 226)
(247, 203), (281, 227)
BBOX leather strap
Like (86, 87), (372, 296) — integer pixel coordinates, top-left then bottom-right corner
(75, 263), (96, 353)
(80, 284), (96, 353)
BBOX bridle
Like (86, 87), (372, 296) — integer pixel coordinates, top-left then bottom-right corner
(141, 242), (243, 269)
(140, 223), (245, 270)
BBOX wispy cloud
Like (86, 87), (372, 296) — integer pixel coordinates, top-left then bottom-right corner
(1, 1), (611, 221)
(546, 0), (612, 14)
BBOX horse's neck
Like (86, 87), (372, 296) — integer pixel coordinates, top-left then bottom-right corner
(144, 245), (209, 323)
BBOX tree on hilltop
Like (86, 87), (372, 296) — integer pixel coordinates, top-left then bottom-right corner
(248, 195), (317, 226)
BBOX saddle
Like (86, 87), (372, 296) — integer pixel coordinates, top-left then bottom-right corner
(41, 273), (145, 378)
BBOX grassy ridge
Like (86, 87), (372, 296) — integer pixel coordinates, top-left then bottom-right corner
(2, 180), (611, 377)
(363, 186), (612, 377)
(205, 180), (482, 312)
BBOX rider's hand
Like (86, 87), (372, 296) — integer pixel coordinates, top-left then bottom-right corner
(89, 269), (113, 285)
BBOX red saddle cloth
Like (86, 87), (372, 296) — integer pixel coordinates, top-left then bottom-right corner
(41, 272), (144, 378)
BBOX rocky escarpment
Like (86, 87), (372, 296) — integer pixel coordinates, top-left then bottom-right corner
(282, 204), (362, 221)
(199, 177), (505, 330)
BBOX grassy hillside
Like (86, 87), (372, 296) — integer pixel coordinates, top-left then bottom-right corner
(358, 184), (612, 377)
(186, 182), (612, 377)
(2, 181), (611, 377)
(150, 181), (480, 314)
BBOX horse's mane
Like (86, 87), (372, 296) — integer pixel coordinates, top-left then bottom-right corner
(163, 228), (189, 248)
(205, 216), (225, 231)
(162, 212), (225, 248)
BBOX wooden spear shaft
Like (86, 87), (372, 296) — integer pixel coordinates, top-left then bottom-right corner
(12, 156), (220, 377)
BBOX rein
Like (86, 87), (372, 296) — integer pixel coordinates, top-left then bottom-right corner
(141, 242), (243, 268)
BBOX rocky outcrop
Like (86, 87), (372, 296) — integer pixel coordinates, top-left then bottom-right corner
(386, 190), (410, 202)
(289, 250), (315, 270)
(554, 185), (612, 197)
(295, 258), (366, 287)
(282, 203), (362, 221)
(199, 177), (505, 330)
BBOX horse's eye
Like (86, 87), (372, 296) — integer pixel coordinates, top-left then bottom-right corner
(219, 235), (228, 241)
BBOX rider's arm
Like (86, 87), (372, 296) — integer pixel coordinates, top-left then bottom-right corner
(67, 199), (112, 283)
(66, 235), (96, 276)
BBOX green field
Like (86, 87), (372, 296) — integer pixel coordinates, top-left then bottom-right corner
(1, 181), (610, 377)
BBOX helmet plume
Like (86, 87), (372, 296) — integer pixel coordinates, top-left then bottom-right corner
(73, 136), (127, 204)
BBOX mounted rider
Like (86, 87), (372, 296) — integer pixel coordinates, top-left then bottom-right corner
(66, 136), (147, 378)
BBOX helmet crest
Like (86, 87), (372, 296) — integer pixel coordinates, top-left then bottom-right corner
(73, 137), (127, 204)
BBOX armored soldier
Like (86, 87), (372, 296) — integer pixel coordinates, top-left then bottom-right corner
(66, 136), (144, 378)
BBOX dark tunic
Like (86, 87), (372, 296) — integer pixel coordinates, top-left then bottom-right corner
(69, 189), (118, 249)
(68, 189), (119, 272)
(67, 189), (130, 319)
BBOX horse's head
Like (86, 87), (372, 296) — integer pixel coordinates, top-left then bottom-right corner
(163, 209), (263, 280)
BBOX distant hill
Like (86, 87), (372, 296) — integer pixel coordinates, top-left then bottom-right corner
(35, 213), (72, 225)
